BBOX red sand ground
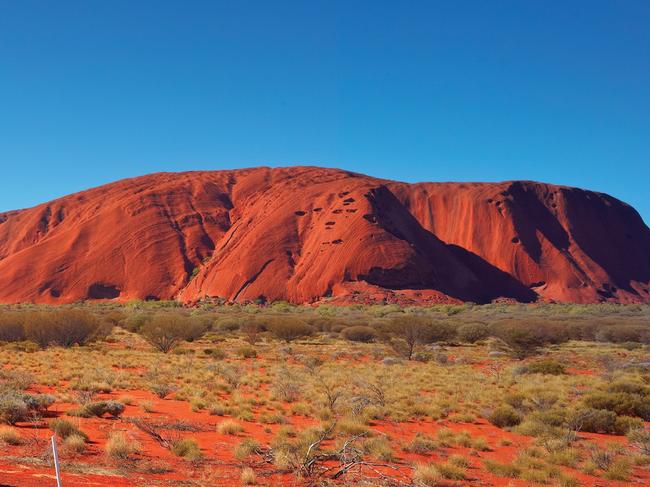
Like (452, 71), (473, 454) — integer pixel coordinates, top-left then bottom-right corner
(1, 377), (649, 487)
(0, 166), (648, 305)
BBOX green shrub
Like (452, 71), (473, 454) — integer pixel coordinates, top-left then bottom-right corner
(149, 382), (177, 399)
(140, 313), (207, 353)
(203, 348), (227, 359)
(504, 392), (526, 409)
(570, 408), (617, 434)
(342, 326), (376, 343)
(0, 396), (28, 425)
(484, 459), (521, 478)
(488, 405), (522, 428)
(583, 391), (650, 420)
(0, 313), (25, 342)
(596, 326), (648, 344)
(215, 318), (241, 332)
(613, 415), (644, 435)
(23, 310), (108, 348)
(456, 323), (489, 343)
(172, 438), (203, 460)
(387, 317), (435, 360)
(627, 427), (650, 456)
(49, 418), (88, 441)
(236, 346), (257, 359)
(0, 426), (22, 445)
(522, 359), (566, 375)
(0, 392), (55, 425)
(122, 313), (151, 332)
(234, 438), (260, 460)
(490, 322), (548, 358)
(106, 431), (140, 460)
(63, 433), (87, 453)
(71, 400), (125, 418)
(268, 319), (313, 343)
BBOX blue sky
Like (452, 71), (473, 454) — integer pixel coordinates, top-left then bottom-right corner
(1, 1), (649, 223)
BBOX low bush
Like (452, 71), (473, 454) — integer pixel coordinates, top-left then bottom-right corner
(63, 433), (87, 453)
(217, 419), (244, 435)
(49, 418), (88, 441)
(0, 396), (28, 425)
(571, 408), (617, 434)
(0, 392), (55, 425)
(483, 459), (521, 478)
(0, 426), (22, 445)
(435, 461), (467, 480)
(234, 438), (261, 460)
(140, 313), (207, 353)
(216, 317), (242, 332)
(172, 438), (203, 460)
(342, 326), (377, 343)
(489, 322), (549, 358)
(596, 326), (650, 344)
(413, 463), (443, 486)
(363, 436), (394, 461)
(583, 391), (650, 420)
(627, 427), (650, 456)
(521, 359), (566, 375)
(240, 467), (257, 485)
(122, 313), (151, 333)
(149, 382), (177, 399)
(203, 348), (227, 359)
(268, 319), (313, 342)
(488, 405), (522, 428)
(71, 400), (125, 418)
(105, 431), (140, 460)
(0, 313), (25, 342)
(236, 346), (257, 359)
(22, 310), (109, 348)
(456, 323), (489, 343)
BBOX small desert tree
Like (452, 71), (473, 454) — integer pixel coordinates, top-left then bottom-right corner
(490, 322), (548, 359)
(268, 318), (313, 343)
(0, 312), (25, 342)
(140, 313), (203, 353)
(23, 310), (106, 348)
(241, 320), (262, 344)
(388, 316), (433, 360)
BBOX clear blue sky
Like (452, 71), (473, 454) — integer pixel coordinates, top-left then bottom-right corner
(1, 1), (649, 223)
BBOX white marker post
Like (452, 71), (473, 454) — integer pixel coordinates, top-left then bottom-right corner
(51, 435), (62, 487)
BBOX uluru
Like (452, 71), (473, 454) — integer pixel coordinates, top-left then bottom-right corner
(0, 166), (648, 305)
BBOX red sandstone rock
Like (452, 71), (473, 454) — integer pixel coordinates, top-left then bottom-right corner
(0, 167), (647, 304)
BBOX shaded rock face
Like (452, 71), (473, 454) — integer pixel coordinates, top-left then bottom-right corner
(0, 166), (647, 304)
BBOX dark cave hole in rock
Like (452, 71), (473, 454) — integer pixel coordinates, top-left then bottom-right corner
(88, 283), (120, 299)
(511, 237), (520, 244)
